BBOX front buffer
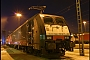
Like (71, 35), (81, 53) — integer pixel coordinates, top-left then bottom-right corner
(40, 39), (75, 58)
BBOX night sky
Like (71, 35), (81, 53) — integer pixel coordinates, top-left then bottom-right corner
(1, 0), (89, 34)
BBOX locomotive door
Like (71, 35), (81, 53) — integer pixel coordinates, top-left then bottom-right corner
(33, 18), (40, 50)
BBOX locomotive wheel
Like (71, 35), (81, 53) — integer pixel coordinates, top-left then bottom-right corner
(26, 46), (33, 54)
(60, 50), (65, 56)
(33, 49), (38, 56)
(38, 48), (47, 57)
(37, 50), (41, 57)
(15, 45), (18, 49)
(17, 45), (20, 50)
(22, 46), (27, 52)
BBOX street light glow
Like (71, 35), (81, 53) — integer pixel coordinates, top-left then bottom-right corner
(83, 21), (86, 24)
(83, 21), (87, 33)
(15, 13), (22, 17)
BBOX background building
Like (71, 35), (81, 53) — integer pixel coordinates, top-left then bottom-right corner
(1, 30), (6, 45)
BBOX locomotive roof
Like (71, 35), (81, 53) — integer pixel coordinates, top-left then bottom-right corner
(10, 13), (65, 35)
(39, 13), (64, 18)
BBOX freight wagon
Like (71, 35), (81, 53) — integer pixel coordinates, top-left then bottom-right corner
(75, 33), (89, 44)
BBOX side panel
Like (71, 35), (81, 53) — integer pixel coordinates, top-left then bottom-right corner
(20, 23), (27, 46)
(83, 34), (89, 41)
(53, 35), (64, 40)
(35, 15), (46, 49)
(33, 18), (40, 50)
(76, 33), (89, 42)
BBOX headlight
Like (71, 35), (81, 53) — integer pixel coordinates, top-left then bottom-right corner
(65, 36), (69, 39)
(46, 36), (52, 40)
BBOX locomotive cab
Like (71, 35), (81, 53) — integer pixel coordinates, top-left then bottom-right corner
(39, 14), (75, 55)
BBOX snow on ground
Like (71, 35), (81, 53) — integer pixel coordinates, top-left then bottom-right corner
(65, 49), (89, 60)
(1, 47), (14, 60)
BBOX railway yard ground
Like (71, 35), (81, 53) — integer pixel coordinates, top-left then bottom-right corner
(1, 44), (89, 60)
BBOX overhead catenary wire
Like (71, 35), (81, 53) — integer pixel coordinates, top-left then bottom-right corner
(60, 7), (75, 15)
(55, 3), (75, 14)
(66, 10), (89, 19)
(55, 0), (89, 15)
(67, 13), (89, 33)
(67, 14), (89, 21)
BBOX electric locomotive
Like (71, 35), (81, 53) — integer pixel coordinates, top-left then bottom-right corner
(6, 13), (75, 57)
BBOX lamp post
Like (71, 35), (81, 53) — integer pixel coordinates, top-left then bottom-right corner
(15, 13), (22, 49)
(83, 21), (86, 33)
(15, 13), (22, 27)
(15, 13), (22, 35)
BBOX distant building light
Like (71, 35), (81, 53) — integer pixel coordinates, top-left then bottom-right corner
(8, 42), (10, 44)
(14, 42), (18, 44)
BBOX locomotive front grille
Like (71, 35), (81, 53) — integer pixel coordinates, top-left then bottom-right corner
(45, 41), (56, 50)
